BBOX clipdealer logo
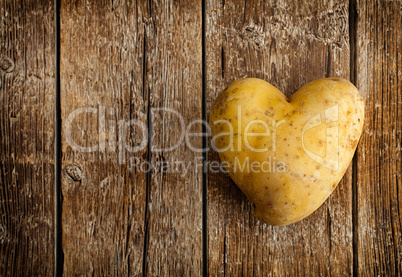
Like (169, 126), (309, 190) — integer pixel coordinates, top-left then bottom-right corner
(64, 104), (340, 173)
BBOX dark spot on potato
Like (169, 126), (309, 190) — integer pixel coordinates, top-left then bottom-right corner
(267, 201), (273, 207)
(265, 186), (268, 190)
(316, 165), (320, 170)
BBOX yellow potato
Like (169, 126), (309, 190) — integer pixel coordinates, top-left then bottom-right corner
(210, 78), (364, 226)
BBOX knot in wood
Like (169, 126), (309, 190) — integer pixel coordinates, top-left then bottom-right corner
(0, 56), (15, 73)
(65, 164), (83, 181)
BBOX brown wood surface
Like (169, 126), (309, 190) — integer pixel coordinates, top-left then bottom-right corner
(60, 0), (148, 274)
(0, 0), (401, 276)
(354, 0), (402, 275)
(142, 0), (203, 275)
(0, 0), (55, 275)
(60, 0), (202, 275)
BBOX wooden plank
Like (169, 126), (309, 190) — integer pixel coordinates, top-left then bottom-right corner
(60, 0), (148, 275)
(143, 1), (203, 275)
(0, 0), (55, 275)
(206, 0), (353, 275)
(354, 0), (402, 275)
(60, 0), (203, 275)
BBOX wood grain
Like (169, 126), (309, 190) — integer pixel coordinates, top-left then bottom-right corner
(60, 0), (148, 274)
(0, 0), (55, 275)
(206, 0), (353, 275)
(142, 0), (203, 275)
(60, 0), (203, 275)
(354, 0), (402, 275)
(0, 0), (400, 275)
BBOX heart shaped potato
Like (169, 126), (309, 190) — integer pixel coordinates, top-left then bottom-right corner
(210, 78), (364, 226)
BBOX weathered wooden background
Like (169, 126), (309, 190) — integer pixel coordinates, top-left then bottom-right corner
(0, 0), (401, 276)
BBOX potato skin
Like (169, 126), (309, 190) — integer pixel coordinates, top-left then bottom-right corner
(210, 78), (364, 226)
